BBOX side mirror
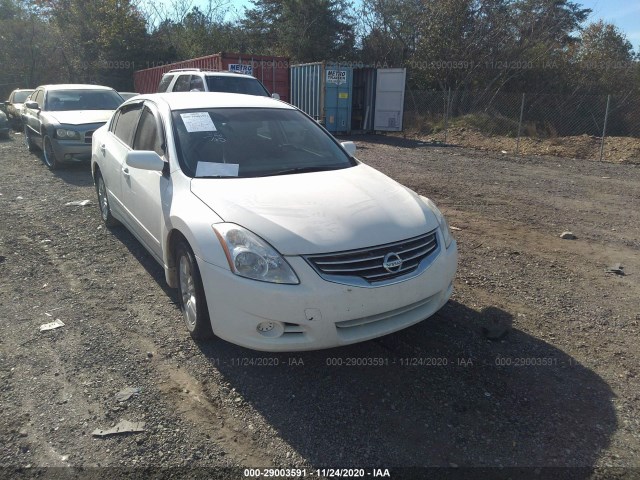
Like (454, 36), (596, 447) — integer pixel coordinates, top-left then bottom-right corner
(271, 93), (280, 100)
(341, 141), (356, 156)
(126, 151), (165, 171)
(24, 101), (39, 110)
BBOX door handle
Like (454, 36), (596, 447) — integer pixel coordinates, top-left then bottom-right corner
(122, 167), (130, 176)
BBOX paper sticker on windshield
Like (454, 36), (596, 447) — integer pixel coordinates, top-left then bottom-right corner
(195, 162), (239, 177)
(181, 112), (217, 132)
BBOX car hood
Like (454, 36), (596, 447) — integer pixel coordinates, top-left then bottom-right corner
(190, 163), (439, 255)
(47, 110), (113, 126)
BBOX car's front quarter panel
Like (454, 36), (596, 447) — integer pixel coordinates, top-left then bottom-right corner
(162, 172), (228, 286)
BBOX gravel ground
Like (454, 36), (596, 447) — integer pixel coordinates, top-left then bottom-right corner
(0, 131), (639, 479)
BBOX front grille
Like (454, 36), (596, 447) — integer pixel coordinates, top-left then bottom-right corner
(305, 231), (438, 286)
(84, 130), (95, 144)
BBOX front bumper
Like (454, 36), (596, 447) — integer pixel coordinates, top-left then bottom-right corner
(50, 138), (91, 163)
(198, 237), (457, 351)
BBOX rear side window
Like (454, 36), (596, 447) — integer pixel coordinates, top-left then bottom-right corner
(158, 75), (173, 93)
(173, 75), (191, 92)
(133, 107), (164, 156)
(113, 104), (143, 147)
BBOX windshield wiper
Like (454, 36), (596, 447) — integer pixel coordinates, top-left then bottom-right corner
(257, 166), (340, 177)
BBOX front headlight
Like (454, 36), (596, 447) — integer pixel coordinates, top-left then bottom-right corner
(213, 223), (299, 284)
(56, 128), (81, 140)
(422, 196), (454, 249)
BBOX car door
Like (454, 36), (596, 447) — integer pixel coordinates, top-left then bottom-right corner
(99, 102), (144, 220)
(24, 89), (44, 142)
(122, 103), (169, 260)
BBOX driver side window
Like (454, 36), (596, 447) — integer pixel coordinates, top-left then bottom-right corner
(113, 103), (143, 147)
(33, 90), (44, 109)
(133, 106), (164, 156)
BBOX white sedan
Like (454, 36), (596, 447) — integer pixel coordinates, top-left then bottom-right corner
(91, 93), (457, 351)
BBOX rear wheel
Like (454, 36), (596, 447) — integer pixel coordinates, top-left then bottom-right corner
(43, 135), (60, 170)
(95, 171), (119, 227)
(176, 241), (213, 340)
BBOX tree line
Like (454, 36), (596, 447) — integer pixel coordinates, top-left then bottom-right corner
(1, 0), (638, 98)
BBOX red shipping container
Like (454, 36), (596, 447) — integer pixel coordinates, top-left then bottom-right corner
(133, 52), (290, 102)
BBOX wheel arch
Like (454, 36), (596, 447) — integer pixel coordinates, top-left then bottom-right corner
(165, 229), (190, 288)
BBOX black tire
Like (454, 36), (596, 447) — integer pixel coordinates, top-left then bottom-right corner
(43, 135), (60, 170)
(24, 126), (36, 152)
(175, 240), (213, 340)
(95, 171), (120, 227)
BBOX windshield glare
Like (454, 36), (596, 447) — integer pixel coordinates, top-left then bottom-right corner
(46, 90), (123, 111)
(172, 108), (355, 178)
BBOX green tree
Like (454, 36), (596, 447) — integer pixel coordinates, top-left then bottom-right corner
(242, 0), (355, 62)
(0, 0), (63, 95)
(39, 0), (151, 89)
(570, 20), (636, 93)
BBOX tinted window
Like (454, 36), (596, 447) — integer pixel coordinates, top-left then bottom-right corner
(173, 75), (191, 92)
(133, 107), (163, 155)
(205, 77), (269, 96)
(172, 108), (354, 178)
(113, 103), (142, 147)
(158, 75), (173, 93)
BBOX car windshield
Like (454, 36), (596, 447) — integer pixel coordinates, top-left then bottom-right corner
(205, 77), (269, 97)
(172, 108), (356, 178)
(46, 89), (123, 111)
(14, 91), (34, 103)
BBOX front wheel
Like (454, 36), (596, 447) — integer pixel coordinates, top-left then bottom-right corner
(43, 135), (60, 169)
(176, 241), (213, 340)
(95, 171), (119, 227)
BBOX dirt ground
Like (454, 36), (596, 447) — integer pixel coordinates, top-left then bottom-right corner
(1, 131), (639, 479)
(404, 127), (640, 164)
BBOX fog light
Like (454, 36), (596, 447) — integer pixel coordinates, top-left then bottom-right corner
(257, 321), (284, 338)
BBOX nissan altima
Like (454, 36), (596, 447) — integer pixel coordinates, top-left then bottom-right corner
(91, 92), (457, 351)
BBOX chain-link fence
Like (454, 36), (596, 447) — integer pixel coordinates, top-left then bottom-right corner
(403, 90), (640, 162)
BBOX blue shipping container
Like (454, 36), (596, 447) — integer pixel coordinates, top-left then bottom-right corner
(290, 62), (353, 134)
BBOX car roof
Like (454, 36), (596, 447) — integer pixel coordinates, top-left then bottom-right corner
(11, 88), (35, 92)
(37, 84), (117, 91)
(164, 70), (256, 80)
(129, 92), (295, 111)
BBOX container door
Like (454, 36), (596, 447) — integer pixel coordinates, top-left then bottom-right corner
(290, 63), (323, 122)
(374, 68), (406, 131)
(324, 66), (352, 134)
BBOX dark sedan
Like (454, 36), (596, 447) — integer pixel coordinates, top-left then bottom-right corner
(23, 84), (122, 169)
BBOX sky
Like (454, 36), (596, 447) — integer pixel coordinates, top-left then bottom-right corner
(177, 0), (640, 51)
(579, 0), (640, 48)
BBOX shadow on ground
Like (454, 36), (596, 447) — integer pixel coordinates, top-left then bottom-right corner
(194, 300), (615, 473)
